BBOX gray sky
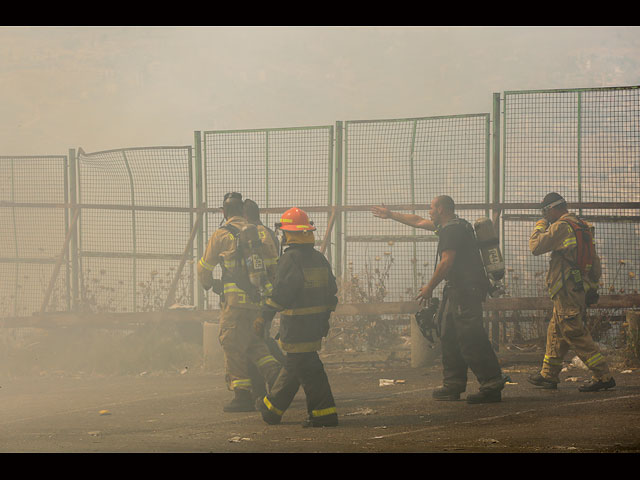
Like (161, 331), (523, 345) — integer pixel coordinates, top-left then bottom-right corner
(1, 25), (639, 156)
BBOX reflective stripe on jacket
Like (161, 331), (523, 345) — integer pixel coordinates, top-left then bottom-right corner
(198, 216), (262, 309)
(529, 213), (601, 299)
(263, 244), (338, 352)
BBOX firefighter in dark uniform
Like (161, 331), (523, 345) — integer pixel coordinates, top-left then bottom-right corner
(372, 195), (506, 403)
(255, 207), (339, 427)
(197, 192), (281, 412)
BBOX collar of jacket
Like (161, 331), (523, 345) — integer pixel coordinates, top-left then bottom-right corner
(554, 212), (578, 224)
(284, 244), (315, 252)
(224, 216), (247, 227)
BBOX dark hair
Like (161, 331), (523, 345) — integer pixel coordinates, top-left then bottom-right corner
(435, 195), (455, 213)
(243, 199), (262, 223)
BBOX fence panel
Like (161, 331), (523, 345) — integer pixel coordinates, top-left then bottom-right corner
(0, 155), (69, 317)
(2, 85), (637, 330)
(502, 86), (640, 299)
(76, 146), (194, 313)
(341, 115), (491, 303)
(201, 126), (334, 309)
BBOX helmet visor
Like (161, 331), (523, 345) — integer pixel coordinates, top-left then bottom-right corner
(541, 198), (565, 215)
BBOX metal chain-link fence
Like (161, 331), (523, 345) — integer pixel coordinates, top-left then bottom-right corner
(340, 115), (490, 304)
(330, 115), (491, 352)
(501, 85), (640, 344)
(200, 126), (334, 310)
(75, 146), (194, 313)
(0, 155), (70, 317)
(1, 85), (638, 354)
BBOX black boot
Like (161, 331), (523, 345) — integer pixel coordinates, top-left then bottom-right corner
(302, 414), (338, 428)
(432, 385), (464, 401)
(223, 389), (256, 412)
(579, 377), (616, 392)
(256, 396), (282, 425)
(466, 389), (502, 404)
(528, 372), (558, 390)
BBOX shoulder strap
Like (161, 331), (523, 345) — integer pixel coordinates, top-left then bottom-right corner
(221, 223), (240, 237)
(560, 218), (595, 276)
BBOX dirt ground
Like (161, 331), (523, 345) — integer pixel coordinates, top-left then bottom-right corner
(1, 347), (639, 454)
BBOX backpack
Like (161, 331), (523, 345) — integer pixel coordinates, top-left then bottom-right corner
(220, 223), (270, 303)
(561, 218), (600, 306)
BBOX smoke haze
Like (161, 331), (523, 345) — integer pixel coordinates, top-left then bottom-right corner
(2, 25), (639, 156)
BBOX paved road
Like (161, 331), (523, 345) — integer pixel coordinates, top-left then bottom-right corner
(1, 357), (639, 453)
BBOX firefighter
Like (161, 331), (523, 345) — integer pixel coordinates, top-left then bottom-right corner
(242, 198), (286, 402)
(255, 207), (339, 427)
(243, 198), (280, 281)
(372, 196), (507, 403)
(528, 192), (615, 392)
(197, 192), (281, 412)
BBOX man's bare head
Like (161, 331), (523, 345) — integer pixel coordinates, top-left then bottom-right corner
(429, 195), (455, 225)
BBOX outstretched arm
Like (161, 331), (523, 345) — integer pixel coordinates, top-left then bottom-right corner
(371, 204), (436, 231)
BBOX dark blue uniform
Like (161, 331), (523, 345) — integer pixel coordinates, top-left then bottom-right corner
(436, 217), (505, 396)
(258, 243), (339, 427)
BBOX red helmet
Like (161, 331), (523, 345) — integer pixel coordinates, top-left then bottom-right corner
(277, 207), (316, 232)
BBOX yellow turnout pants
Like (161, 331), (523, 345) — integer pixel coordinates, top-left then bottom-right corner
(541, 287), (611, 383)
(219, 304), (281, 391)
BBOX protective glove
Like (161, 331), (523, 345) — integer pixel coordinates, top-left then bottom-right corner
(534, 219), (549, 233)
(210, 279), (223, 295)
(255, 309), (277, 337)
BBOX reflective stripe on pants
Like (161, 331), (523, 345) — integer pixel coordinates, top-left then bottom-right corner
(263, 351), (336, 420)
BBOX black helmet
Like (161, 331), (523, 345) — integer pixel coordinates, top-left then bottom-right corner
(222, 192), (244, 217)
(541, 192), (566, 212)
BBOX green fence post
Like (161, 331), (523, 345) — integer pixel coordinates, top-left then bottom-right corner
(577, 91), (583, 217)
(194, 131), (205, 310)
(492, 93), (501, 236)
(68, 148), (79, 311)
(327, 125), (334, 263)
(491, 93), (502, 351)
(9, 157), (17, 316)
(409, 119), (418, 294)
(121, 150), (137, 312)
(334, 121), (343, 278)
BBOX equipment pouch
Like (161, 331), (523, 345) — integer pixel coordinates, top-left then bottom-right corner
(570, 268), (584, 292)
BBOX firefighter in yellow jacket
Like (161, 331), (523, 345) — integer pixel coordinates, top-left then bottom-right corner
(528, 192), (615, 392)
(242, 198), (285, 401)
(255, 207), (339, 427)
(243, 198), (280, 286)
(197, 192), (281, 412)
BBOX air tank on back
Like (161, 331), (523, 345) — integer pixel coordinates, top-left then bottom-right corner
(238, 224), (271, 298)
(474, 216), (505, 297)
